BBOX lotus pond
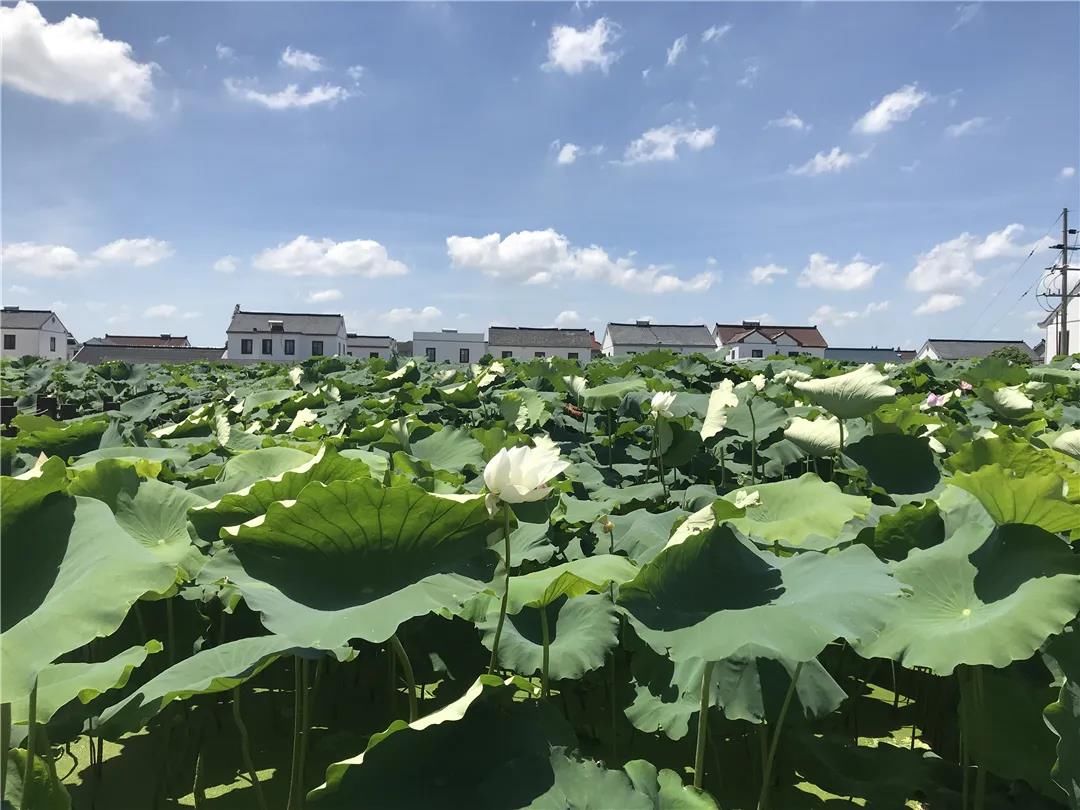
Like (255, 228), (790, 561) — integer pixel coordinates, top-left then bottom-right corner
(2, 351), (1079, 809)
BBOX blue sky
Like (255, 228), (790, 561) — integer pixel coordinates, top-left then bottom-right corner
(2, 1), (1078, 348)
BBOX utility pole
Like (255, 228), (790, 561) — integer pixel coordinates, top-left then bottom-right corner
(1049, 207), (1078, 357)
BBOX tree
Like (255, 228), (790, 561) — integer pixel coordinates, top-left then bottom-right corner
(988, 345), (1033, 367)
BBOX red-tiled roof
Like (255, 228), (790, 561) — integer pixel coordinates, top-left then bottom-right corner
(714, 323), (827, 348)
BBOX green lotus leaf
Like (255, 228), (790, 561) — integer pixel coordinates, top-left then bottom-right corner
(1046, 679), (1080, 808)
(480, 594), (620, 680)
(497, 519), (556, 566)
(11, 641), (162, 725)
(373, 360), (420, 391)
(202, 478), (500, 647)
(189, 445), (315, 500)
(499, 555), (640, 613)
(844, 433), (941, 495)
(309, 675), (575, 809)
(946, 435), (1068, 477)
(239, 388), (297, 415)
(793, 364), (897, 419)
(97, 635), (298, 738)
(71, 445), (190, 470)
(699, 384), (739, 441)
(409, 426), (486, 472)
(720, 474), (873, 550)
(581, 378), (647, 411)
(784, 416), (845, 458)
(722, 391), (789, 441)
(4, 745), (71, 810)
(859, 500), (945, 561)
(497, 389), (552, 430)
(601, 507), (689, 565)
(339, 447), (390, 478)
(979, 384), (1035, 418)
(1, 455), (68, 527)
(1, 493), (180, 704)
(619, 524), (899, 664)
(11, 413), (109, 458)
(188, 445), (371, 539)
(857, 516), (1080, 674)
(950, 464), (1080, 539)
(1053, 429), (1080, 462)
(558, 483), (665, 525)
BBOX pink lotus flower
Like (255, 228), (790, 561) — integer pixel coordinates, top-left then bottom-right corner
(958, 380), (973, 392)
(921, 391), (953, 410)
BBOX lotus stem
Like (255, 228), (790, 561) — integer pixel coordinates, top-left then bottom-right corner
(390, 636), (418, 722)
(232, 687), (268, 810)
(748, 399), (758, 485)
(758, 660), (803, 810)
(298, 658), (311, 810)
(609, 652), (618, 765)
(539, 607), (551, 698)
(1, 702), (10, 799)
(487, 504), (513, 675)
(693, 661), (715, 790)
(20, 679), (37, 810)
(719, 444), (726, 490)
(166, 598), (176, 666)
(286, 657), (302, 810)
(607, 409), (614, 470)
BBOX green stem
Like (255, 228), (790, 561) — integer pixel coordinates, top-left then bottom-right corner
(390, 636), (418, 722)
(166, 598), (176, 666)
(693, 662), (715, 790)
(609, 651), (618, 765)
(607, 410), (614, 470)
(837, 418), (846, 489)
(287, 658), (302, 810)
(748, 398), (758, 485)
(487, 504), (513, 674)
(758, 661), (804, 810)
(1, 702), (10, 800)
(297, 659), (310, 810)
(539, 607), (551, 698)
(231, 687), (268, 810)
(20, 680), (37, 810)
(719, 444), (726, 490)
(192, 717), (207, 809)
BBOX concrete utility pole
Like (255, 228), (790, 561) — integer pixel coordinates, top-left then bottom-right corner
(1049, 207), (1078, 357)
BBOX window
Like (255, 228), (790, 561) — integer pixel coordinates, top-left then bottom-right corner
(501, 350), (513, 358)
(3, 334), (14, 350)
(459, 348), (470, 363)
(50, 337), (56, 352)
(534, 351), (546, 358)
(241, 339), (253, 355)
(284, 339), (295, 355)
(261, 338), (272, 355)
(312, 340), (324, 356)
(369, 351), (379, 359)
(425, 347), (436, 362)
(567, 352), (579, 360)
(788, 351), (800, 357)
(751, 349), (764, 358)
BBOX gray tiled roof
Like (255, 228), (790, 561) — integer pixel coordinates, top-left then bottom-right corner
(488, 327), (594, 349)
(228, 309), (345, 336)
(1, 308), (58, 329)
(73, 345), (226, 364)
(922, 339), (1036, 361)
(606, 323), (716, 347)
(825, 347), (907, 363)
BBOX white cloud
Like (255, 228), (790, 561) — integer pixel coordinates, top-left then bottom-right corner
(701, 24), (732, 43)
(945, 116), (988, 137)
(749, 264), (789, 285)
(346, 65), (365, 83)
(155, 35), (170, 45)
(144, 304), (177, 318)
(914, 293), (964, 315)
(907, 223), (1043, 293)
(542, 18), (620, 75)
(951, 3), (981, 31)
(0, 2), (155, 118)
(280, 46), (326, 72)
(225, 79), (349, 110)
(181, 311), (201, 320)
(853, 84), (929, 134)
(809, 301), (889, 327)
(737, 60), (759, 88)
(215, 43), (236, 61)
(766, 110), (809, 131)
(446, 229), (715, 294)
(8, 284), (32, 296)
(666, 35), (688, 67)
(556, 142), (581, 165)
(622, 122), (717, 164)
(901, 160), (921, 173)
(1, 242), (85, 277)
(307, 288), (343, 303)
(93, 238), (174, 267)
(554, 310), (581, 327)
(641, 67), (651, 80)
(706, 256), (718, 266)
(253, 235), (409, 277)
(213, 255), (238, 273)
(798, 253), (881, 290)
(381, 305), (442, 325)
(789, 147), (867, 176)
(1061, 166), (1076, 179)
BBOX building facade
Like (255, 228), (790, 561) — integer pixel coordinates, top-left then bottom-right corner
(714, 321), (828, 360)
(916, 339), (1037, 362)
(601, 321), (717, 356)
(1038, 281), (1079, 361)
(824, 347), (908, 363)
(73, 345), (226, 364)
(226, 307), (347, 363)
(346, 333), (396, 360)
(487, 327), (596, 361)
(0, 306), (73, 360)
(412, 329), (487, 364)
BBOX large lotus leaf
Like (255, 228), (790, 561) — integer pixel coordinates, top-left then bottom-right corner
(240, 388), (297, 415)
(979, 384), (1035, 418)
(68, 460), (207, 581)
(582, 378), (647, 411)
(11, 641), (162, 725)
(602, 507), (689, 565)
(498, 389), (552, 430)
(1, 494), (180, 703)
(339, 447), (390, 479)
(409, 427), (486, 472)
(11, 413), (109, 458)
(480, 594), (620, 680)
(858, 518), (1080, 674)
(121, 391), (172, 422)
(558, 483), (665, 525)
(97, 635), (298, 738)
(203, 479), (500, 647)
(435, 380), (480, 405)
(1046, 679), (1080, 808)
(1053, 430), (1080, 462)
(859, 500), (945, 561)
(946, 435), (1068, 477)
(189, 445), (314, 500)
(699, 385), (738, 441)
(70, 445), (190, 470)
(619, 524), (899, 664)
(499, 555), (640, 613)
(495, 519), (556, 567)
(372, 360), (420, 391)
(308, 675), (575, 809)
(722, 392), (789, 441)
(784, 416), (845, 458)
(844, 433), (941, 495)
(951, 464), (1080, 539)
(1, 455), (68, 529)
(187, 446), (371, 539)
(720, 474), (873, 550)
(793, 364), (896, 419)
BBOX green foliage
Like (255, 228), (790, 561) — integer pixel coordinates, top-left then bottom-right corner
(989, 344), (1035, 367)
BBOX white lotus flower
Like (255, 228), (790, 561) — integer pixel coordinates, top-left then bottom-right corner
(650, 391), (677, 419)
(775, 369), (811, 384)
(751, 374), (766, 392)
(483, 443), (570, 514)
(733, 489), (761, 509)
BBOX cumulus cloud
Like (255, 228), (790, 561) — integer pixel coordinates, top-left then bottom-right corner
(701, 24), (732, 43)
(144, 303), (177, 318)
(853, 84), (929, 134)
(0, 1), (155, 118)
(798, 253), (882, 290)
(1061, 166), (1076, 179)
(307, 288), (343, 303)
(945, 116), (988, 137)
(8, 284), (33, 296)
(446, 229), (715, 294)
(213, 255), (238, 273)
(951, 3), (981, 31)
(737, 60), (759, 88)
(789, 147), (867, 176)
(906, 224), (1045, 293)
(914, 293), (964, 315)
(766, 110), (810, 131)
(556, 143), (581, 165)
(215, 43), (236, 61)
(542, 18), (620, 75)
(666, 35), (688, 67)
(622, 122), (717, 164)
(280, 46), (326, 72)
(93, 237), (174, 266)
(381, 305), (442, 325)
(554, 310), (582, 327)
(253, 235), (409, 277)
(809, 301), (889, 327)
(224, 79), (349, 110)
(346, 65), (365, 83)
(749, 264), (789, 285)
(1, 243), (85, 277)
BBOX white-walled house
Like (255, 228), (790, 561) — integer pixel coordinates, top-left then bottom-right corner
(412, 329), (487, 364)
(487, 327), (598, 361)
(601, 321), (716, 356)
(0, 306), (73, 360)
(226, 307), (347, 363)
(346, 333), (396, 360)
(714, 321), (828, 360)
(915, 339), (1037, 362)
(1038, 281), (1079, 360)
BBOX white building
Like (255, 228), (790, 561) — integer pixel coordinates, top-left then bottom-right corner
(915, 339), (1037, 362)
(487, 327), (597, 361)
(0, 306), (73, 360)
(346, 333), (396, 360)
(1039, 280), (1078, 361)
(226, 307), (347, 363)
(601, 321), (716, 356)
(714, 321), (828, 360)
(412, 329), (487, 364)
